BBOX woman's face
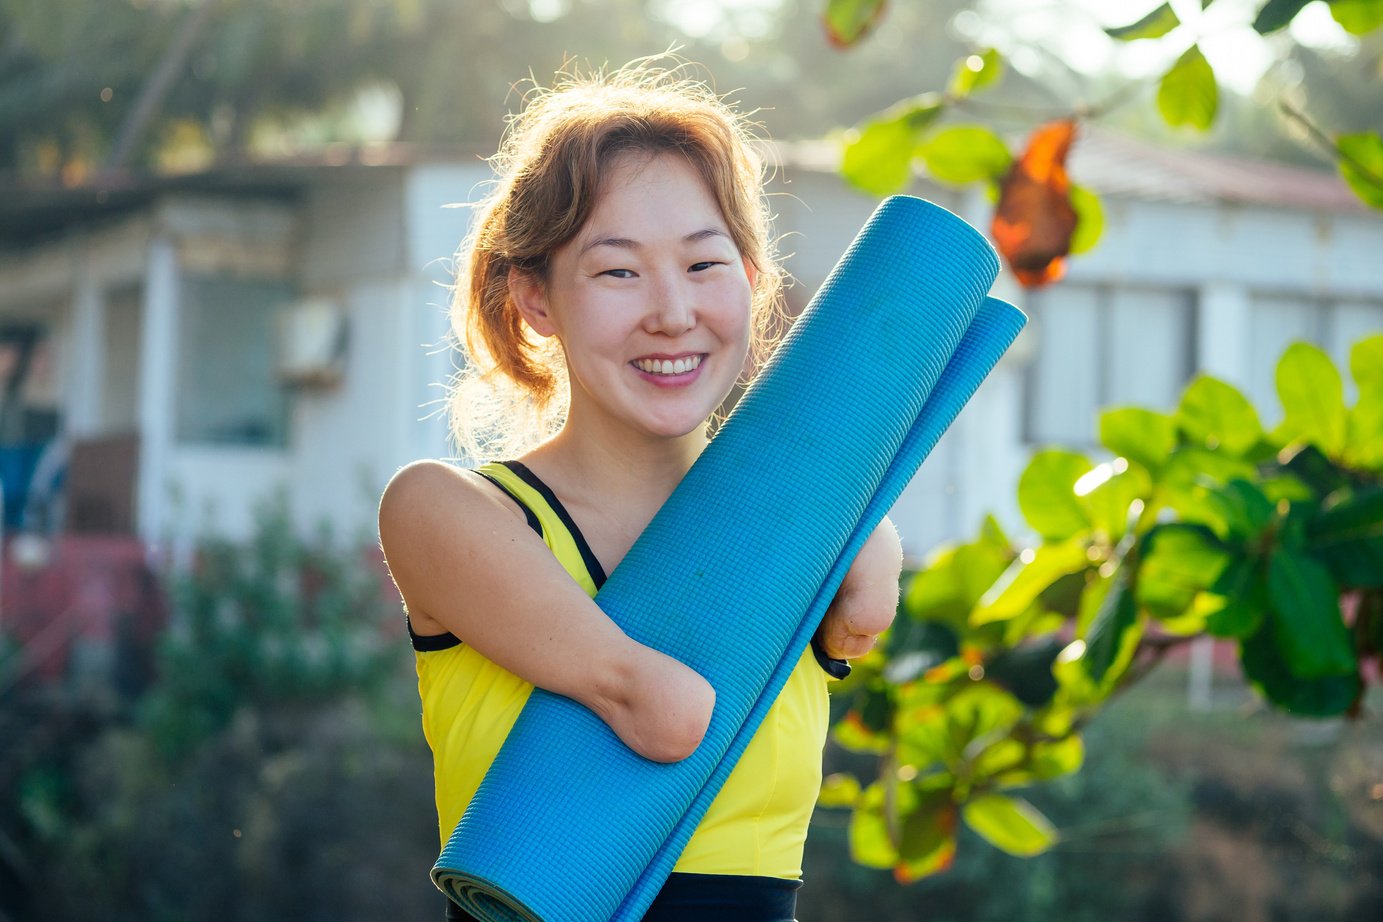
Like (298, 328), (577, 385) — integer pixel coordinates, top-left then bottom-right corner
(513, 151), (755, 443)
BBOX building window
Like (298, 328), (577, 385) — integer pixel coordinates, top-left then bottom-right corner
(1024, 285), (1196, 446)
(176, 274), (292, 447)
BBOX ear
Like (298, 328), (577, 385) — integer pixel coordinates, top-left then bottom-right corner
(508, 267), (558, 338)
(742, 257), (758, 291)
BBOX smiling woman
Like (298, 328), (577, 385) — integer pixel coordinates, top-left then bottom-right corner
(506, 152), (755, 442)
(377, 59), (902, 922)
(447, 65), (786, 464)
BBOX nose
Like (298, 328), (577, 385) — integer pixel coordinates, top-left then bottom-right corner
(644, 273), (695, 337)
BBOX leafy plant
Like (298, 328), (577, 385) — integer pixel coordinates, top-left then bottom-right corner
(819, 335), (1383, 882)
(827, 0), (1383, 284)
(140, 490), (397, 761)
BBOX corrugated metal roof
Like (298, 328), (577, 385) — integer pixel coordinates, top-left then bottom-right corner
(0, 130), (1369, 249)
(1067, 130), (1365, 213)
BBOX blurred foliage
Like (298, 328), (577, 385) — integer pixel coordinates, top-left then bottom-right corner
(0, 494), (439, 921)
(0, 0), (997, 179)
(820, 335), (1383, 882)
(142, 490), (396, 761)
(805, 668), (1383, 921)
(829, 0), (1383, 285)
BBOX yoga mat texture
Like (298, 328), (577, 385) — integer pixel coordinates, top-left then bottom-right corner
(434, 195), (1027, 921)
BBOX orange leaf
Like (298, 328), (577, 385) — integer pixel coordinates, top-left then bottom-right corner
(991, 120), (1079, 288)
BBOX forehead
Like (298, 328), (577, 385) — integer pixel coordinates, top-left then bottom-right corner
(581, 151), (726, 232)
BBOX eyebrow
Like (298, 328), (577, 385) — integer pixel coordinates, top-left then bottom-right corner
(578, 227), (730, 256)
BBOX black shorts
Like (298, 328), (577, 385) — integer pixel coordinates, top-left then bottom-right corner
(444, 872), (801, 921)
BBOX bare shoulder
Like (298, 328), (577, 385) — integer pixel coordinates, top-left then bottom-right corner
(377, 459), (528, 632)
(379, 459), (523, 530)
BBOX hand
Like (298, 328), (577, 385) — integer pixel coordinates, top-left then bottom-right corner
(816, 518), (903, 660)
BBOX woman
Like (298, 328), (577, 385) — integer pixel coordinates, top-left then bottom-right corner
(378, 61), (902, 921)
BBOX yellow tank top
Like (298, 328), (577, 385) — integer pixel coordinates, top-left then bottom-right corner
(411, 461), (838, 879)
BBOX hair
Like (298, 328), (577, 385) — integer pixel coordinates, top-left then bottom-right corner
(445, 59), (786, 462)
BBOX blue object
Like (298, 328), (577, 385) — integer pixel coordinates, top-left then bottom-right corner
(434, 196), (1028, 921)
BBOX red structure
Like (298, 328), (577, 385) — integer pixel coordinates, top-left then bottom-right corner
(1, 535), (166, 693)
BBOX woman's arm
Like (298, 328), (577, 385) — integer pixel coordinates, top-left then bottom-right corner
(378, 459), (715, 763)
(816, 517), (903, 660)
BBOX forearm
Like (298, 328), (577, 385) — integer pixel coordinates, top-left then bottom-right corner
(817, 517), (903, 660)
(380, 461), (714, 761)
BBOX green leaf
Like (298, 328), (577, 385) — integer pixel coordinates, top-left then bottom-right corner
(917, 125), (1013, 186)
(1202, 555), (1268, 638)
(1176, 375), (1263, 456)
(1345, 394), (1383, 470)
(841, 119), (915, 196)
(1157, 45), (1218, 130)
(1266, 548), (1355, 678)
(841, 98), (945, 197)
(1308, 488), (1383, 588)
(1083, 565), (1140, 683)
(1038, 570), (1088, 619)
(948, 48), (1003, 96)
(819, 772), (863, 808)
(1252, 0), (1314, 33)
(1240, 620), (1359, 716)
(1136, 525), (1232, 623)
(834, 685), (894, 753)
(1162, 451), (1260, 518)
(1281, 444), (1351, 498)
(1200, 478), (1278, 541)
(896, 791), (959, 881)
(974, 538), (1090, 625)
(823, 0), (888, 46)
(906, 538), (1012, 629)
(1352, 333), (1383, 396)
(979, 513), (1012, 551)
(1100, 406), (1177, 473)
(1018, 449), (1094, 540)
(1275, 341), (1348, 455)
(971, 737), (1026, 779)
(1346, 334), (1383, 467)
(1329, 0), (1383, 33)
(994, 733), (1085, 787)
(962, 794), (1058, 857)
(1105, 2), (1181, 39)
(1068, 184), (1105, 255)
(1338, 133), (1383, 211)
(1027, 734), (1085, 780)
(984, 637), (1063, 707)
(943, 685), (1026, 765)
(849, 782), (899, 868)
(1085, 465), (1154, 542)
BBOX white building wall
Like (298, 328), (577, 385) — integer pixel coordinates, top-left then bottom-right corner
(281, 163), (488, 538)
(404, 163), (493, 463)
(3, 158), (1380, 561)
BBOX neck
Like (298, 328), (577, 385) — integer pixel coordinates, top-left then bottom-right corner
(525, 414), (708, 511)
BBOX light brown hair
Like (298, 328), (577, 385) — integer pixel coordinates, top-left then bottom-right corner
(446, 60), (784, 461)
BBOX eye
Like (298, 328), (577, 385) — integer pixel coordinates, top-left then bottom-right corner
(689, 261), (725, 273)
(599, 268), (637, 279)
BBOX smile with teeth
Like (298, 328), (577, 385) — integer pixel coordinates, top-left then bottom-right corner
(633, 354), (704, 376)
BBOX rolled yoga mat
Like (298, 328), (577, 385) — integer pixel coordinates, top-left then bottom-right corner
(434, 195), (1028, 922)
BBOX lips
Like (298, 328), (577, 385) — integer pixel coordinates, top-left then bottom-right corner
(632, 354), (704, 376)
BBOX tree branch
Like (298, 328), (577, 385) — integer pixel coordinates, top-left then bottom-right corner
(1279, 98), (1383, 192)
(106, 0), (225, 171)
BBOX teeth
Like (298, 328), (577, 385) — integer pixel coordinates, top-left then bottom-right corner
(636, 355), (701, 375)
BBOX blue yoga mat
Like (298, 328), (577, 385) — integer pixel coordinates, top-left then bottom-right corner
(434, 195), (1027, 921)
